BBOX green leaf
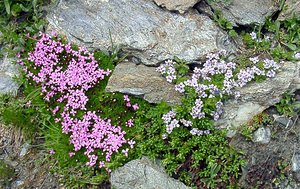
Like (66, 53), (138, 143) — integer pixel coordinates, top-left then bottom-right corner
(4, 0), (11, 15)
(26, 87), (41, 101)
(275, 21), (281, 39)
(211, 163), (221, 177)
(19, 4), (30, 12)
(11, 3), (22, 17)
(292, 102), (300, 111)
(229, 30), (238, 38)
(32, 0), (38, 14)
(286, 43), (297, 51)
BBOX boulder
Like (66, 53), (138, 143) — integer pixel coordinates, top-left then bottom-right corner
(106, 62), (181, 104)
(154, 0), (201, 14)
(47, 0), (235, 65)
(110, 156), (191, 189)
(253, 127), (271, 144)
(0, 54), (19, 95)
(292, 153), (300, 172)
(273, 115), (293, 128)
(197, 0), (280, 26)
(278, 0), (300, 21)
(216, 61), (300, 129)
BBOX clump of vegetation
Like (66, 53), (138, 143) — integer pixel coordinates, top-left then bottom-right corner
(0, 0), (50, 57)
(134, 102), (244, 188)
(276, 92), (299, 117)
(239, 113), (273, 140)
(11, 32), (147, 186)
(0, 90), (50, 140)
(213, 10), (238, 38)
(0, 32), (284, 188)
(242, 15), (300, 62)
(0, 160), (14, 185)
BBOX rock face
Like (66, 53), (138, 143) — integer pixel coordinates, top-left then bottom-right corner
(111, 156), (191, 189)
(278, 0), (300, 21)
(0, 54), (19, 95)
(154, 0), (201, 14)
(216, 61), (300, 129)
(200, 0), (279, 26)
(47, 0), (234, 65)
(106, 62), (181, 104)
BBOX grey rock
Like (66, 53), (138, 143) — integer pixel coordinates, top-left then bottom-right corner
(194, 1), (214, 18)
(19, 143), (31, 158)
(292, 153), (300, 172)
(0, 54), (19, 95)
(226, 129), (237, 138)
(11, 180), (25, 189)
(273, 115), (293, 128)
(284, 185), (294, 189)
(295, 90), (300, 101)
(47, 0), (235, 65)
(106, 62), (181, 104)
(201, 0), (279, 26)
(279, 179), (290, 189)
(0, 75), (18, 94)
(154, 0), (201, 14)
(216, 61), (300, 130)
(111, 156), (191, 189)
(279, 179), (300, 189)
(278, 0), (300, 21)
(253, 127), (271, 144)
(4, 160), (18, 167)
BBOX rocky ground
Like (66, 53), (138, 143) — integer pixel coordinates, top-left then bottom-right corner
(231, 90), (300, 188)
(0, 124), (58, 189)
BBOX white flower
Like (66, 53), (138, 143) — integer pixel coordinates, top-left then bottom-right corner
(250, 32), (257, 40)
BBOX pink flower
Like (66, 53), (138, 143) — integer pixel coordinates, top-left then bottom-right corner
(54, 118), (61, 123)
(99, 161), (105, 168)
(69, 152), (75, 157)
(126, 119), (134, 127)
(132, 103), (139, 110)
(52, 106), (59, 114)
(123, 95), (130, 102)
(126, 102), (131, 107)
(21, 32), (133, 170)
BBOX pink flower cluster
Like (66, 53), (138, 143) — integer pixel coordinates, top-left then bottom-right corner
(19, 32), (137, 169)
(158, 51), (280, 135)
(123, 95), (139, 110)
(66, 111), (127, 166)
